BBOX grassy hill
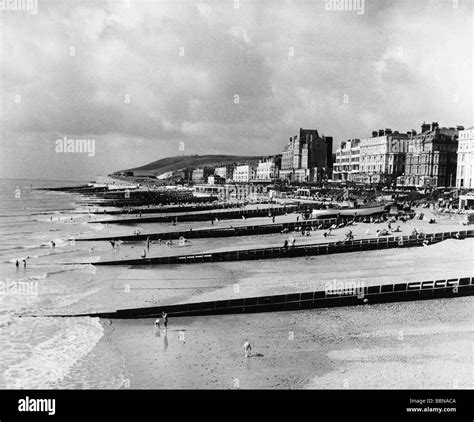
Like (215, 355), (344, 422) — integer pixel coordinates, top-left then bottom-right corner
(120, 154), (268, 176)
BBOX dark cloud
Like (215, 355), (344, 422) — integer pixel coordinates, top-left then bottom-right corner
(0, 0), (471, 180)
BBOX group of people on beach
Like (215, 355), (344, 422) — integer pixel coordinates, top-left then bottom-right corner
(154, 312), (168, 330)
(323, 227), (333, 237)
(138, 234), (191, 258)
(15, 259), (27, 268)
(283, 238), (296, 249)
(15, 239), (58, 268)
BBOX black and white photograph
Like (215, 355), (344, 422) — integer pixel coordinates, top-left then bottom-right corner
(0, 0), (472, 415)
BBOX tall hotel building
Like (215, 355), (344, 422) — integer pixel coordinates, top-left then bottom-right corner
(279, 128), (333, 182)
(456, 126), (474, 189)
(404, 122), (461, 187)
(358, 129), (409, 184)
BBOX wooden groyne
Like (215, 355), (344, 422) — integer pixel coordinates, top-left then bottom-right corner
(87, 202), (255, 215)
(54, 276), (473, 319)
(43, 185), (219, 207)
(77, 215), (406, 242)
(40, 185), (108, 193)
(90, 229), (474, 266)
(89, 205), (302, 224)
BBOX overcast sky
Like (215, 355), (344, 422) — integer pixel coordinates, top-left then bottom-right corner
(0, 0), (472, 181)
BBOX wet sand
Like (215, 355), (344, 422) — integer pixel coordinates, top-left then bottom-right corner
(77, 207), (470, 264)
(47, 210), (473, 316)
(108, 296), (473, 389)
(99, 211), (473, 389)
(52, 236), (474, 317)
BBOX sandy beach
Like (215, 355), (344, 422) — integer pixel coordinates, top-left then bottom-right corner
(70, 206), (471, 263)
(47, 206), (472, 315)
(107, 296), (473, 389)
(85, 208), (473, 390)
(3, 187), (471, 391)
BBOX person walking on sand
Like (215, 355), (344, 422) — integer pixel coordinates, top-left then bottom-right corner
(162, 312), (168, 330)
(243, 341), (252, 358)
(22, 259), (27, 268)
(154, 318), (161, 329)
(146, 236), (150, 252)
(15, 260), (19, 268)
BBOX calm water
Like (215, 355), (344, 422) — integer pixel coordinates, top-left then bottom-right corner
(0, 179), (126, 389)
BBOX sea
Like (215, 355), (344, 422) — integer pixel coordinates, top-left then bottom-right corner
(0, 178), (126, 389)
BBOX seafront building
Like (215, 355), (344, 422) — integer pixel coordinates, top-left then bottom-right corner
(255, 158), (279, 182)
(192, 167), (214, 183)
(403, 122), (461, 187)
(456, 126), (474, 209)
(455, 126), (474, 189)
(207, 175), (225, 185)
(214, 165), (234, 182)
(279, 128), (333, 182)
(333, 139), (360, 181)
(358, 129), (408, 184)
(172, 168), (193, 182)
(233, 164), (257, 183)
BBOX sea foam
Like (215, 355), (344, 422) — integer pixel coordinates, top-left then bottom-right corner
(3, 317), (104, 389)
